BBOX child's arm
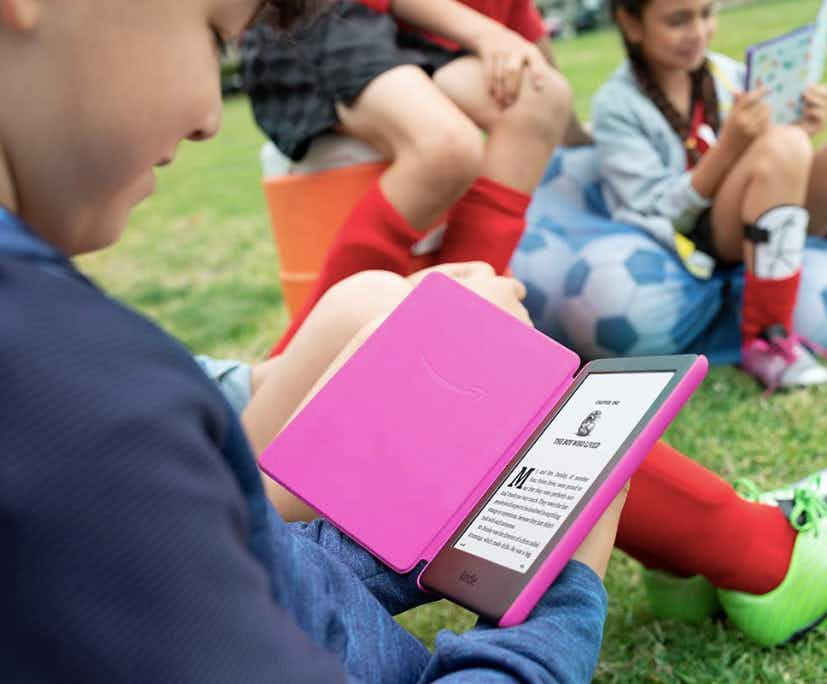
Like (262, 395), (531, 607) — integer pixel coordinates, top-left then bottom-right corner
(418, 487), (626, 683)
(279, 495), (616, 684)
(285, 487), (624, 683)
(689, 89), (770, 200)
(390, 0), (548, 105)
(593, 84), (714, 233)
(419, 562), (607, 683)
(593, 84), (768, 233)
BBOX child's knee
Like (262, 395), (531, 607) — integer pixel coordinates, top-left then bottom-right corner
(754, 126), (813, 183)
(409, 119), (485, 190)
(500, 68), (572, 144)
(322, 270), (412, 328)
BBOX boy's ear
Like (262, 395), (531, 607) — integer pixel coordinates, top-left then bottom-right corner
(0, 0), (41, 32)
(616, 7), (643, 45)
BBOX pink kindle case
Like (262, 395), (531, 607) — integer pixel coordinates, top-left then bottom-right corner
(260, 272), (580, 572)
(259, 273), (707, 625)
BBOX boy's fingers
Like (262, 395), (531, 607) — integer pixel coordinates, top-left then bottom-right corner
(504, 55), (523, 103)
(526, 50), (547, 89)
(484, 54), (497, 101)
(493, 52), (507, 104)
(499, 276), (526, 301)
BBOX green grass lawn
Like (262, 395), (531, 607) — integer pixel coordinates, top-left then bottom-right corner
(78, 0), (827, 680)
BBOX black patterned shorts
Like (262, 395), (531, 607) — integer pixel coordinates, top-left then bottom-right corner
(241, 1), (462, 161)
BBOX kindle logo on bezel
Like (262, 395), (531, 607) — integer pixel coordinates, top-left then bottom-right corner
(459, 570), (479, 586)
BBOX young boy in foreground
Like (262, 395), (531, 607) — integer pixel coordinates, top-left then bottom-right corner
(0, 1), (624, 681)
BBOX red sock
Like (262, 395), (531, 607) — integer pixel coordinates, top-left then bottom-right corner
(617, 441), (796, 594)
(271, 181), (422, 356)
(439, 176), (530, 274)
(741, 270), (801, 344)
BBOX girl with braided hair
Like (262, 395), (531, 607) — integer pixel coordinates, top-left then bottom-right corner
(593, 0), (827, 393)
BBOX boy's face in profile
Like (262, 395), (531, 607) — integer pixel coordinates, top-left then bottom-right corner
(0, 0), (261, 255)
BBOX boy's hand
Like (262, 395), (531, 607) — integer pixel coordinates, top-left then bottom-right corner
(571, 481), (630, 580)
(472, 25), (547, 108)
(718, 88), (771, 155)
(799, 83), (827, 137)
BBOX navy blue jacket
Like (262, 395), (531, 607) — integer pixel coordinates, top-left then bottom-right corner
(0, 208), (607, 683)
(0, 210), (350, 682)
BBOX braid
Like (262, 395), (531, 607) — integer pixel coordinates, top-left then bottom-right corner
(696, 63), (720, 134)
(626, 39), (692, 140)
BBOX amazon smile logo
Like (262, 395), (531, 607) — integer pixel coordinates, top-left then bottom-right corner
(420, 354), (486, 401)
(459, 570), (479, 586)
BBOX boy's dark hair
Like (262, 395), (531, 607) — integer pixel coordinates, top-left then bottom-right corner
(609, 0), (719, 166)
(259, 0), (325, 30)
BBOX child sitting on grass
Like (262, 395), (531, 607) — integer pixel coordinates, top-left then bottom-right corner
(594, 0), (827, 393)
(0, 1), (626, 681)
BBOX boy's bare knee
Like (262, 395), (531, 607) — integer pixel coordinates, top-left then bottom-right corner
(337, 269), (411, 300)
(539, 68), (573, 114)
(499, 68), (572, 144)
(321, 270), (412, 331)
(408, 120), (484, 190)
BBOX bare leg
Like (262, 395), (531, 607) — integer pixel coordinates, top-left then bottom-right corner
(710, 126), (813, 268)
(243, 271), (413, 520)
(805, 143), (827, 236)
(335, 65), (484, 230)
(433, 55), (572, 193)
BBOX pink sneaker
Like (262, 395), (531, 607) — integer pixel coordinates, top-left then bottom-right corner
(741, 329), (827, 395)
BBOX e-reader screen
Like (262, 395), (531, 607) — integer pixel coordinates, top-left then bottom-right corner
(453, 371), (674, 573)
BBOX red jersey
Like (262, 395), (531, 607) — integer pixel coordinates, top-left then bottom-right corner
(358, 0), (547, 48)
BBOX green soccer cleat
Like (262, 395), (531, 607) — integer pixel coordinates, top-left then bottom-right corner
(641, 468), (827, 645)
(717, 490), (827, 647)
(741, 467), (827, 519)
(642, 569), (720, 622)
